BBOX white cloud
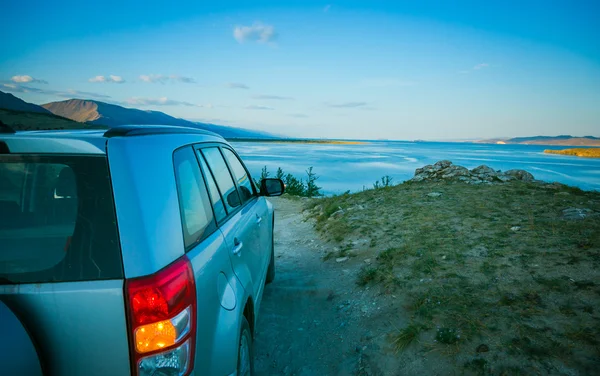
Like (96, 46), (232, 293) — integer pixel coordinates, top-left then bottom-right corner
(124, 97), (197, 106)
(233, 23), (277, 44)
(11, 75), (48, 84)
(226, 82), (250, 89)
(139, 74), (196, 84)
(326, 101), (368, 108)
(109, 75), (125, 83)
(324, 4), (331, 12)
(473, 63), (489, 70)
(89, 76), (106, 83)
(252, 94), (293, 100)
(63, 89), (112, 99)
(2, 83), (111, 99)
(244, 105), (274, 110)
(289, 113), (308, 118)
(89, 75), (125, 83)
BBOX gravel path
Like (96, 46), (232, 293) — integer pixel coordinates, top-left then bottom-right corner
(254, 197), (375, 375)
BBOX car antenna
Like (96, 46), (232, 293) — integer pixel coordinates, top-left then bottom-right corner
(0, 120), (16, 134)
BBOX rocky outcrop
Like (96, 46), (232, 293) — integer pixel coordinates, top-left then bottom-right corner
(410, 161), (535, 185)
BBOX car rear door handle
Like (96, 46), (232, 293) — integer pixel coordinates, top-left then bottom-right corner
(232, 238), (243, 255)
(255, 214), (262, 225)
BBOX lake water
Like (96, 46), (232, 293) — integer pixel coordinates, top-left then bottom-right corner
(232, 141), (600, 195)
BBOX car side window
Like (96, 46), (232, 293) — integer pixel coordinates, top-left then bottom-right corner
(201, 147), (241, 212)
(196, 150), (227, 223)
(221, 148), (256, 205)
(173, 147), (216, 250)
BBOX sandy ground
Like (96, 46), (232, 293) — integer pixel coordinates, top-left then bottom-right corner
(253, 197), (402, 376)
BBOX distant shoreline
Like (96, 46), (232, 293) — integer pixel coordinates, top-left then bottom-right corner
(544, 148), (600, 158)
(229, 138), (369, 145)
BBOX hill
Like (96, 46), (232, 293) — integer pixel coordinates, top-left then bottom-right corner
(42, 99), (273, 139)
(302, 161), (600, 374)
(0, 91), (52, 114)
(476, 135), (600, 146)
(0, 108), (99, 130)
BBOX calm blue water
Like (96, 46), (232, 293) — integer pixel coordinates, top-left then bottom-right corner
(232, 141), (600, 195)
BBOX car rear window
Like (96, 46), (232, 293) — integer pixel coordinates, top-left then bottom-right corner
(0, 155), (123, 285)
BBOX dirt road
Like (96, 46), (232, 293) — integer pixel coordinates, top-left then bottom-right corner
(253, 197), (395, 376)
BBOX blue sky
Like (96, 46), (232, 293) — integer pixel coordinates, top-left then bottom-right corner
(1, 0), (599, 139)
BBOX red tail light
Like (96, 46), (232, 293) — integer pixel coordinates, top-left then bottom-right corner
(125, 256), (196, 376)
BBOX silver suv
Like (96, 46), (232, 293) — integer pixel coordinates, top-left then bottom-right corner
(0, 125), (284, 376)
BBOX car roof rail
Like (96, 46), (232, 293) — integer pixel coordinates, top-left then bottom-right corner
(103, 124), (223, 138)
(0, 121), (16, 134)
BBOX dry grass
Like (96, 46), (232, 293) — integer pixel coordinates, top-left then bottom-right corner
(306, 180), (600, 374)
(545, 148), (600, 158)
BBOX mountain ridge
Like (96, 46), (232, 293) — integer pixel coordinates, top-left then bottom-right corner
(42, 98), (273, 138)
(0, 91), (53, 115)
(0, 91), (273, 138)
(475, 135), (600, 146)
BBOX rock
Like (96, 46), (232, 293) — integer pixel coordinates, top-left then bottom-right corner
(364, 258), (372, 264)
(497, 174), (514, 182)
(471, 165), (501, 182)
(410, 160), (538, 186)
(331, 209), (345, 218)
(466, 245), (489, 258)
(504, 169), (534, 182)
(441, 165), (470, 178)
(427, 192), (443, 198)
(352, 239), (369, 246)
(434, 160), (453, 170)
(336, 256), (349, 263)
(471, 165), (497, 176)
(562, 207), (594, 221)
(476, 344), (490, 353)
(510, 226), (521, 232)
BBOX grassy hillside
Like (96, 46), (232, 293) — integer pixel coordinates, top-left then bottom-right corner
(0, 109), (102, 130)
(545, 148), (600, 158)
(306, 179), (600, 374)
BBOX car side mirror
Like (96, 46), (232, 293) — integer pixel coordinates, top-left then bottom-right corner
(260, 178), (285, 197)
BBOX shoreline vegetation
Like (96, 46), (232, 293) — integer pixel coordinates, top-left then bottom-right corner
(300, 161), (600, 374)
(544, 148), (600, 158)
(256, 166), (323, 197)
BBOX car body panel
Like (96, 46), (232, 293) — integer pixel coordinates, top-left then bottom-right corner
(107, 133), (223, 279)
(0, 280), (130, 376)
(0, 300), (43, 376)
(187, 228), (246, 375)
(218, 200), (262, 300)
(0, 131), (107, 154)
